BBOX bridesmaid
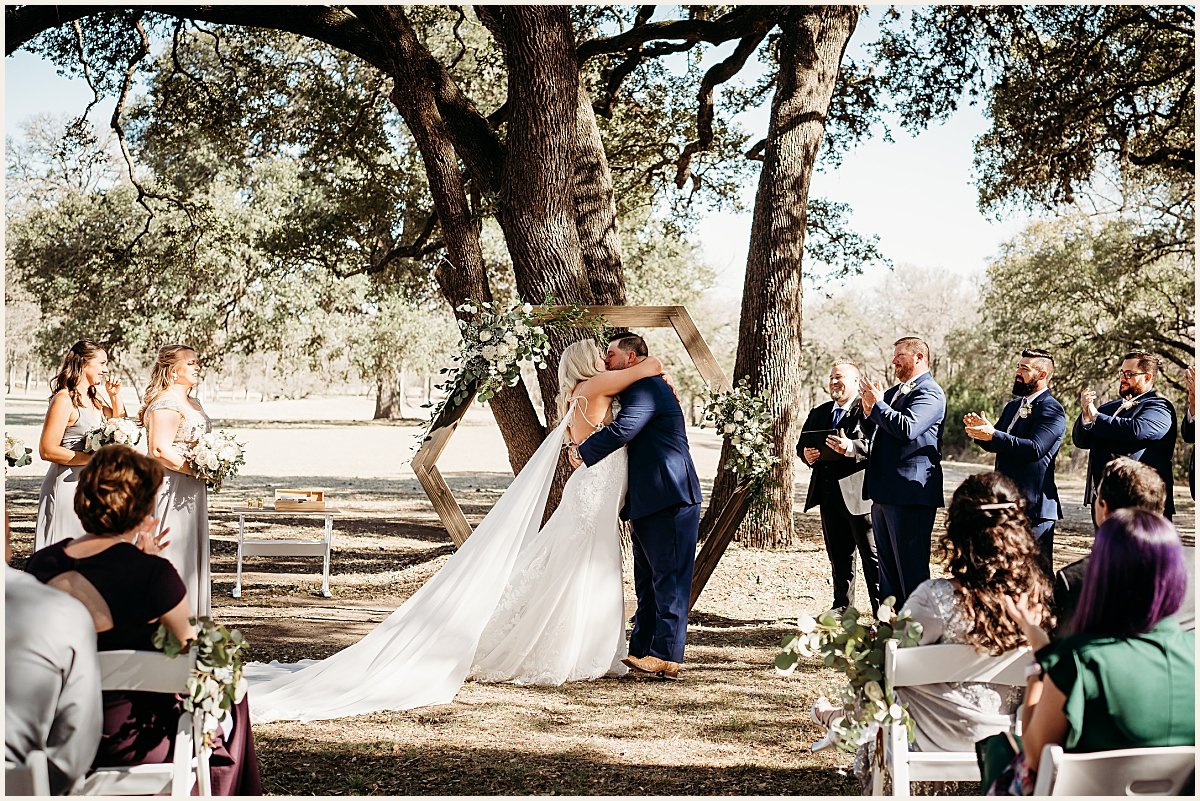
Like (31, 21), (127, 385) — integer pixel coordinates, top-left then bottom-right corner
(140, 344), (213, 617)
(35, 339), (125, 550)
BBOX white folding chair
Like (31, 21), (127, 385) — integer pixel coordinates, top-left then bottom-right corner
(870, 640), (1030, 797)
(1032, 744), (1197, 795)
(6, 749), (51, 795)
(79, 650), (211, 797)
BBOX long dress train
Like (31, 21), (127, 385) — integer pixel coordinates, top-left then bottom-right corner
(246, 405), (628, 723)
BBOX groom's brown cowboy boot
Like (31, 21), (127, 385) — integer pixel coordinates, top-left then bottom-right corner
(622, 654), (681, 680)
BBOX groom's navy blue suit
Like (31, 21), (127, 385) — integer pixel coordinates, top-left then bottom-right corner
(578, 375), (701, 664)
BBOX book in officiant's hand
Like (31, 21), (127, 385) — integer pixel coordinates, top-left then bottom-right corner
(799, 429), (843, 461)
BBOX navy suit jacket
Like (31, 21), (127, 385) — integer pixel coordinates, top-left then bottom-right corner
(1072, 390), (1177, 517)
(798, 397), (874, 516)
(974, 391), (1066, 522)
(577, 375), (701, 521)
(865, 371), (946, 508)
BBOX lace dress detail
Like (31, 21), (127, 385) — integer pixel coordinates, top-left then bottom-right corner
(468, 444), (629, 684)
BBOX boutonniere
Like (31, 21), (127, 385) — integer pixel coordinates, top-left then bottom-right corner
(1018, 403), (1032, 419)
(1118, 398), (1139, 413)
(898, 379), (917, 395)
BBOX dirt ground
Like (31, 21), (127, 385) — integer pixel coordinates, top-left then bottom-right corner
(4, 393), (1194, 795)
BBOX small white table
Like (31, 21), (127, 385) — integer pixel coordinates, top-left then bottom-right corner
(229, 507), (341, 598)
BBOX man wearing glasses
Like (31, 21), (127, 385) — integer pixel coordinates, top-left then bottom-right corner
(963, 349), (1066, 571)
(1073, 350), (1178, 521)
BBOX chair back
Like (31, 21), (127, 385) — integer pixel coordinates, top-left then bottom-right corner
(884, 640), (1030, 688)
(1033, 744), (1197, 795)
(5, 750), (51, 796)
(81, 650), (210, 797)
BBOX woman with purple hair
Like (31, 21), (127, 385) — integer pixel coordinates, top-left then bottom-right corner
(994, 508), (1195, 794)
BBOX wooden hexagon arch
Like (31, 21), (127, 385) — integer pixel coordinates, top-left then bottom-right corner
(410, 305), (753, 609)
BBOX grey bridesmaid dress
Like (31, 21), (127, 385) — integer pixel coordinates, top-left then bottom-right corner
(145, 396), (213, 617)
(34, 404), (105, 551)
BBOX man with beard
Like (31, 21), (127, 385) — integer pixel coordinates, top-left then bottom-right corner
(798, 360), (880, 615)
(1073, 350), (1178, 520)
(963, 349), (1066, 570)
(859, 337), (946, 606)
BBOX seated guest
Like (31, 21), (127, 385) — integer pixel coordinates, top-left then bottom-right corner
(997, 509), (1195, 794)
(6, 513), (103, 794)
(1054, 457), (1193, 635)
(813, 472), (1053, 784)
(24, 445), (261, 796)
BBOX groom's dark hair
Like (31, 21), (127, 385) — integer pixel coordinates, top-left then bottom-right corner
(608, 332), (648, 358)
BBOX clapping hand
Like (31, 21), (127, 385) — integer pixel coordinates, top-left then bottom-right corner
(858, 375), (884, 415)
(1079, 387), (1098, 424)
(963, 411), (995, 441)
(1000, 591), (1049, 651)
(826, 429), (853, 456)
(104, 375), (122, 400)
(133, 518), (170, 555)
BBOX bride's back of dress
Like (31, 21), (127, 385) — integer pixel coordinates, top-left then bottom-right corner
(246, 402), (629, 723)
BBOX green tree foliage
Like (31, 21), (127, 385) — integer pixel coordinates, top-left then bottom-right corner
(874, 5), (1194, 214)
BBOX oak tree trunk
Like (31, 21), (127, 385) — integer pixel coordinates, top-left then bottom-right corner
(701, 6), (860, 550)
(374, 372), (403, 420)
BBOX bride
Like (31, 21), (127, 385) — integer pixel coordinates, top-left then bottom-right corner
(247, 339), (670, 723)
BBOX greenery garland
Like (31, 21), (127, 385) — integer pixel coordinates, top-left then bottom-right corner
(421, 297), (607, 438)
(154, 617), (249, 750)
(775, 599), (923, 752)
(699, 377), (780, 502)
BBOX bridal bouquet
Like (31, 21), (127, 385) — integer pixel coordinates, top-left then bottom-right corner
(83, 417), (143, 452)
(775, 599), (923, 752)
(186, 430), (245, 492)
(5, 433), (32, 468)
(154, 617), (249, 751)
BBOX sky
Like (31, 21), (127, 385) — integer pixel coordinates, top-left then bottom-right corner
(2, 12), (1036, 296)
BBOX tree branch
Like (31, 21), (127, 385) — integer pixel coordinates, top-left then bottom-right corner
(576, 6), (777, 62)
(674, 23), (772, 188)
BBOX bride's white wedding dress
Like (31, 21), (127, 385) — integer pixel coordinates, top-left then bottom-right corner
(245, 404), (629, 723)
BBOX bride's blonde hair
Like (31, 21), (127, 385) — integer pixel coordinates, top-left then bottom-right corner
(138, 344), (194, 425)
(556, 339), (604, 418)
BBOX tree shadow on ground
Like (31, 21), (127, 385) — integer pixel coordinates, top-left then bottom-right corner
(254, 736), (860, 796)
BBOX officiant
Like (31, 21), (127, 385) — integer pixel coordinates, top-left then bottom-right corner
(797, 360), (880, 615)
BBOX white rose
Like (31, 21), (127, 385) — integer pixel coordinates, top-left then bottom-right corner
(723, 423), (736, 434)
(522, 303), (533, 314)
(495, 360), (509, 372)
(204, 453), (220, 471)
(218, 444), (239, 462)
(532, 326), (544, 335)
(478, 330), (493, 342)
(733, 410), (745, 421)
(504, 333), (518, 346)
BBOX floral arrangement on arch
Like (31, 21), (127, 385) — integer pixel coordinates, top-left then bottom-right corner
(422, 297), (605, 438)
(775, 599), (923, 752)
(700, 377), (779, 493)
(154, 617), (249, 751)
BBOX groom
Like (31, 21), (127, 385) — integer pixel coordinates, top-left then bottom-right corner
(573, 333), (702, 680)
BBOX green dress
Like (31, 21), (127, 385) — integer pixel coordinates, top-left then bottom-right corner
(1037, 616), (1195, 751)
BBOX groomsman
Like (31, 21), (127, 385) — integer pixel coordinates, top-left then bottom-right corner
(1073, 350), (1178, 520)
(798, 360), (880, 615)
(859, 337), (946, 607)
(963, 348), (1066, 569)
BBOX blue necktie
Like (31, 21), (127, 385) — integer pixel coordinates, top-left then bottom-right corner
(831, 407), (845, 429)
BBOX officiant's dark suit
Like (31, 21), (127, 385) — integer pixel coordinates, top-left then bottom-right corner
(973, 390), (1066, 564)
(579, 372), (701, 667)
(799, 396), (880, 613)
